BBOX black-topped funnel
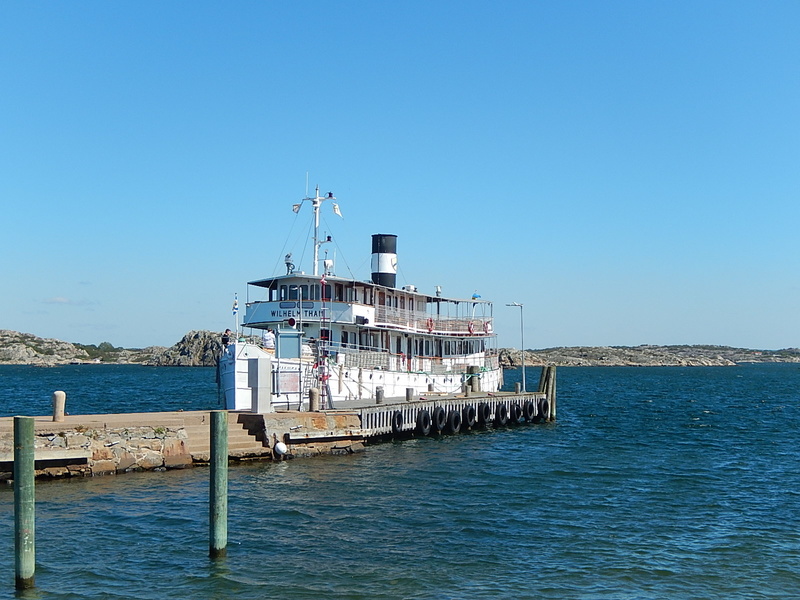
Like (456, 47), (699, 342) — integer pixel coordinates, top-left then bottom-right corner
(371, 234), (397, 288)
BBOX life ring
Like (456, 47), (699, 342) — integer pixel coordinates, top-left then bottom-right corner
(477, 402), (492, 426)
(391, 410), (404, 435)
(462, 404), (477, 428)
(446, 410), (462, 434)
(483, 322), (490, 334)
(415, 409), (432, 436)
(427, 318), (434, 333)
(468, 321), (475, 335)
(432, 406), (447, 432)
(509, 404), (523, 424)
(494, 403), (509, 426)
(523, 400), (536, 422)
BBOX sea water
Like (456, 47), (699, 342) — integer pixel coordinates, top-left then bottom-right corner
(0, 363), (799, 599)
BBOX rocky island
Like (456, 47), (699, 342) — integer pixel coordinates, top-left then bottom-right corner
(1, 329), (798, 368)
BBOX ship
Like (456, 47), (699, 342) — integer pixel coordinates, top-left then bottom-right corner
(218, 186), (503, 411)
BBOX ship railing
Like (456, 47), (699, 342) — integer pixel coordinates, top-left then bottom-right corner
(374, 306), (492, 335)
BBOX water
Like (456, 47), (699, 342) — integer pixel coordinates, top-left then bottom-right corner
(1, 363), (800, 598)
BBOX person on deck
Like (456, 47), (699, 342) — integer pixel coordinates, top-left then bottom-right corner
(222, 329), (232, 347)
(263, 329), (276, 350)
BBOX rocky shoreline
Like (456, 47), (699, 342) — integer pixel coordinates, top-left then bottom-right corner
(499, 345), (800, 367)
(1, 329), (798, 368)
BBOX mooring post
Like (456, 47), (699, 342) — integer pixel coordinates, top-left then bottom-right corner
(14, 416), (35, 590)
(405, 388), (413, 403)
(52, 391), (66, 422)
(468, 365), (481, 392)
(375, 387), (384, 404)
(309, 388), (320, 411)
(549, 366), (557, 421)
(209, 410), (228, 559)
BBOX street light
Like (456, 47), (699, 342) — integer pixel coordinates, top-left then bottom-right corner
(506, 302), (526, 392)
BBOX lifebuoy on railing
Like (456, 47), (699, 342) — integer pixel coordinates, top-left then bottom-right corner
(468, 321), (475, 335)
(427, 317), (434, 333)
(483, 321), (490, 334)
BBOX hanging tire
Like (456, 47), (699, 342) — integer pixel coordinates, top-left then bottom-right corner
(391, 410), (404, 435)
(523, 400), (536, 422)
(494, 403), (509, 426)
(535, 397), (550, 423)
(509, 404), (523, 424)
(415, 409), (432, 436)
(477, 402), (492, 427)
(446, 410), (462, 434)
(432, 406), (447, 432)
(462, 404), (477, 428)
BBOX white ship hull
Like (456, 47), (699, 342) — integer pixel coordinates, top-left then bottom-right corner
(219, 342), (503, 411)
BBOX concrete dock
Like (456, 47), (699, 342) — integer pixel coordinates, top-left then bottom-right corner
(0, 384), (555, 480)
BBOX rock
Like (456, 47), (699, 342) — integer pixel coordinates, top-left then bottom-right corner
(499, 345), (800, 367)
(2, 328), (799, 368)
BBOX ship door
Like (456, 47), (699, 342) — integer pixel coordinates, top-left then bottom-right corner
(406, 337), (413, 371)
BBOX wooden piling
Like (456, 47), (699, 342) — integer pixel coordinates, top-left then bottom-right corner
(14, 416), (35, 590)
(536, 366), (557, 421)
(209, 410), (228, 559)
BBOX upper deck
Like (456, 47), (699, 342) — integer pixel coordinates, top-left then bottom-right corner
(242, 274), (494, 337)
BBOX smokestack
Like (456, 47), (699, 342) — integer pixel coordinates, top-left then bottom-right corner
(371, 234), (397, 288)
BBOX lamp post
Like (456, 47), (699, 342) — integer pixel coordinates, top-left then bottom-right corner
(506, 302), (525, 392)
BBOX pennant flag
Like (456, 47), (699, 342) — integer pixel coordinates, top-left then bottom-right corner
(232, 294), (239, 316)
(332, 202), (343, 218)
(292, 203), (301, 213)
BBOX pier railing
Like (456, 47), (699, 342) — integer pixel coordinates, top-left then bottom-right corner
(359, 393), (547, 437)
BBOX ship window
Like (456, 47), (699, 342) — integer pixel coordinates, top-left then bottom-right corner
(322, 284), (332, 300)
(280, 285), (288, 300)
(424, 340), (430, 356)
(300, 285), (309, 300)
(396, 337), (402, 354)
(335, 284), (344, 301)
(400, 296), (405, 310)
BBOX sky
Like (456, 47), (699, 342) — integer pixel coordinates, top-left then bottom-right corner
(1, 1), (798, 350)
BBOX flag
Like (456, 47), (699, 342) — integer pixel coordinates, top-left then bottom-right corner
(332, 202), (343, 218)
(232, 294), (239, 316)
(292, 203), (301, 213)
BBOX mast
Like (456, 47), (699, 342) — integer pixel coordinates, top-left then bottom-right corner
(300, 185), (336, 276)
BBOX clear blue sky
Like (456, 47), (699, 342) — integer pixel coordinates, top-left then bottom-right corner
(2, 1), (798, 350)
